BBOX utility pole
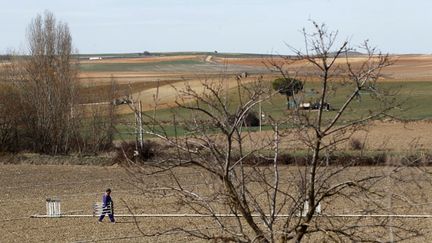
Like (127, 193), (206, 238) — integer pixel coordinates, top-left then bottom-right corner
(138, 100), (143, 150)
(259, 100), (262, 132)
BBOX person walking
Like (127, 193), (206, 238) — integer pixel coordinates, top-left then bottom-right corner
(98, 188), (115, 223)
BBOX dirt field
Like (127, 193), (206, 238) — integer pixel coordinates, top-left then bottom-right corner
(214, 54), (432, 81)
(80, 55), (202, 65)
(0, 164), (206, 242)
(1, 163), (432, 242)
(243, 120), (432, 152)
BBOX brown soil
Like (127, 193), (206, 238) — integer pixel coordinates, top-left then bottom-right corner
(1, 163), (432, 242)
(0, 163), (206, 242)
(241, 120), (432, 152)
(80, 55), (202, 65)
(214, 55), (432, 81)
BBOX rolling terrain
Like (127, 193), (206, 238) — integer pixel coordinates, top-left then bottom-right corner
(1, 52), (432, 242)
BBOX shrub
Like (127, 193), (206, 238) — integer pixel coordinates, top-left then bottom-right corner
(349, 138), (364, 150)
(228, 111), (260, 127)
(114, 140), (159, 164)
(244, 112), (260, 127)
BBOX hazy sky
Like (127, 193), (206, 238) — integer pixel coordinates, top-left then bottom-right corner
(1, 0), (431, 54)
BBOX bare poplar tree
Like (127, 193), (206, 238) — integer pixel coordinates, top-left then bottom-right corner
(8, 11), (78, 154)
(122, 22), (422, 242)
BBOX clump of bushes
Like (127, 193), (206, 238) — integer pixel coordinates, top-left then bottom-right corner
(228, 111), (260, 127)
(349, 138), (365, 151)
(244, 112), (260, 127)
(232, 152), (390, 166)
(114, 140), (160, 164)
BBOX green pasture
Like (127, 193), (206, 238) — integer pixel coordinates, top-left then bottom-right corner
(142, 81), (432, 121)
(114, 81), (432, 139)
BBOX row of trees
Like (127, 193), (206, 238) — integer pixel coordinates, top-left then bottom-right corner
(0, 11), (115, 154)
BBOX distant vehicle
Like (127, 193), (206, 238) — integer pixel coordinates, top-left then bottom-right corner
(300, 102), (331, 111)
(112, 97), (132, 106)
(299, 102), (311, 109)
(89, 56), (102, 60)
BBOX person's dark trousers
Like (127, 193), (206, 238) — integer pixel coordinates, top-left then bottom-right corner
(98, 212), (115, 222)
(98, 204), (115, 222)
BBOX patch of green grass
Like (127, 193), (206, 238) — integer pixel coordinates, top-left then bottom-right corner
(143, 81), (432, 121)
(114, 81), (432, 140)
(329, 81), (432, 120)
(114, 123), (197, 140)
(253, 81), (432, 122)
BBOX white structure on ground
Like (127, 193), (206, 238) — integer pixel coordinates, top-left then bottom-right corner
(301, 200), (321, 217)
(46, 198), (61, 217)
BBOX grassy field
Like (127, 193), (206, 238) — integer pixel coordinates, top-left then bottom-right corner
(111, 80), (432, 153)
(125, 80), (432, 123)
(6, 53), (431, 145)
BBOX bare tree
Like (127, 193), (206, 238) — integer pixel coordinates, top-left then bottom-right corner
(277, 21), (398, 242)
(121, 22), (422, 242)
(0, 67), (19, 152)
(6, 11), (78, 154)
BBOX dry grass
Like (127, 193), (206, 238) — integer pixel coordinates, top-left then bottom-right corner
(79, 79), (181, 104)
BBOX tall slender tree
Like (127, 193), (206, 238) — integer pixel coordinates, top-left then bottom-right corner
(14, 10), (78, 154)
